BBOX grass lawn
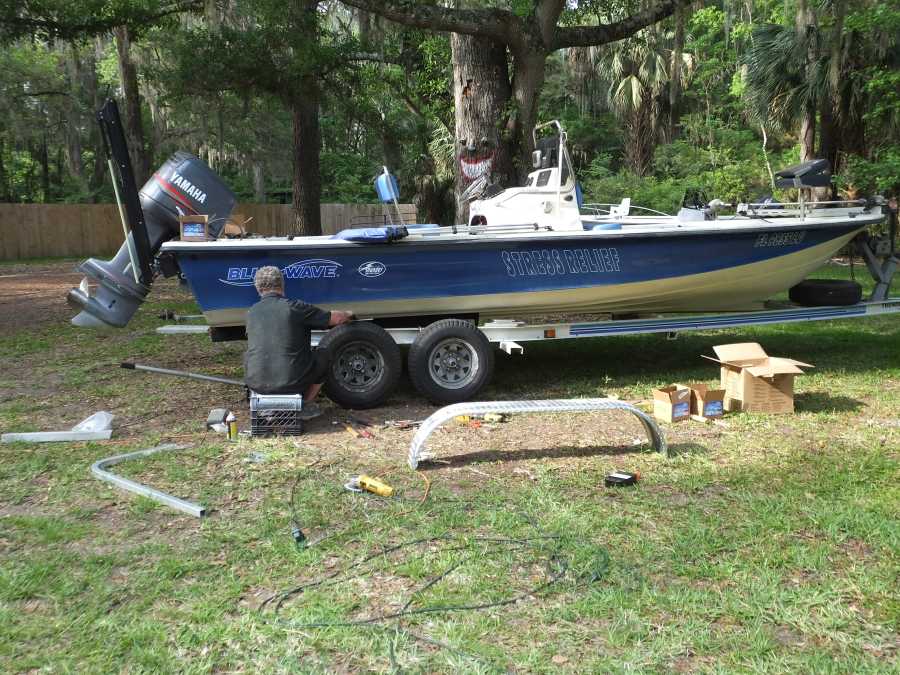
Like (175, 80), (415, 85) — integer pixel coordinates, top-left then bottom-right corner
(0, 260), (897, 673)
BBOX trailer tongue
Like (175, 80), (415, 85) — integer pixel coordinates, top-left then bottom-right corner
(67, 99), (236, 328)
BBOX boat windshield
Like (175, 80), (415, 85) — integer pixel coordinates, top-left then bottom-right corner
(534, 134), (572, 186)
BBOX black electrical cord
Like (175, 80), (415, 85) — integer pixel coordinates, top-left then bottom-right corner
(272, 463), (611, 670)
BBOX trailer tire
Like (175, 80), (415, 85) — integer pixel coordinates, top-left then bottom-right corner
(319, 322), (401, 409)
(408, 319), (494, 404)
(789, 279), (862, 306)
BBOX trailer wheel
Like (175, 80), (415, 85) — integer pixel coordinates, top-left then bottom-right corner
(408, 319), (494, 404)
(789, 279), (862, 306)
(319, 322), (401, 409)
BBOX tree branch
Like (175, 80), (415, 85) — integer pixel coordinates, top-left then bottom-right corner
(337, 0), (520, 45)
(0, 1), (202, 43)
(553, 0), (683, 49)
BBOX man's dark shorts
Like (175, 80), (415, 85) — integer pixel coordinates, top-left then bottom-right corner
(299, 346), (330, 391)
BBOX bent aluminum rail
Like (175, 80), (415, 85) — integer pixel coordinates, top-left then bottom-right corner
(408, 398), (666, 469)
(91, 443), (206, 517)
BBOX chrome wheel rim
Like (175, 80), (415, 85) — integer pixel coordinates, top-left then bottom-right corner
(332, 341), (385, 392)
(428, 338), (479, 390)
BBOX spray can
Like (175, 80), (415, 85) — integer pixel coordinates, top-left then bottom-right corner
(226, 412), (238, 441)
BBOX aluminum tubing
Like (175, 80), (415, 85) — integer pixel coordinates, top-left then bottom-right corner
(121, 362), (245, 387)
(91, 443), (206, 517)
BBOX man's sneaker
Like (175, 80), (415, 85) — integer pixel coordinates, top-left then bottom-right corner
(298, 402), (323, 420)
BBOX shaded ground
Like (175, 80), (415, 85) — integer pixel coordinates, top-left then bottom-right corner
(0, 259), (898, 673)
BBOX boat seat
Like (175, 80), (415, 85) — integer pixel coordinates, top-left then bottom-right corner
(775, 159), (831, 188)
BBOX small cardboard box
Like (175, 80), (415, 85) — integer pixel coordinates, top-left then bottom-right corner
(702, 343), (813, 414)
(677, 382), (726, 419)
(179, 214), (211, 241)
(652, 385), (692, 423)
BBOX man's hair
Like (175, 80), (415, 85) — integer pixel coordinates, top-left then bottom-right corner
(254, 266), (284, 295)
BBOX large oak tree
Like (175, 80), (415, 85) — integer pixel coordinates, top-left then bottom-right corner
(339, 0), (688, 193)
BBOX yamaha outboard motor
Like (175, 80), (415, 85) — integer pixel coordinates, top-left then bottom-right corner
(68, 100), (236, 328)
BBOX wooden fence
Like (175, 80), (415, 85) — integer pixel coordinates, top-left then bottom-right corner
(0, 202), (417, 260)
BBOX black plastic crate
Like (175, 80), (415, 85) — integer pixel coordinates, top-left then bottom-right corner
(250, 393), (304, 436)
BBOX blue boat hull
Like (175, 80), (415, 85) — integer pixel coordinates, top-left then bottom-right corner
(167, 222), (865, 326)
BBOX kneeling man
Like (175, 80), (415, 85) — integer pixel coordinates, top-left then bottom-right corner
(244, 266), (353, 418)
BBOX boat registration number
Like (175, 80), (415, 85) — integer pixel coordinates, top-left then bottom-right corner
(754, 231), (806, 247)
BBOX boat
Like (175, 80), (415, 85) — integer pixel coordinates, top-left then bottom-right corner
(69, 104), (885, 335)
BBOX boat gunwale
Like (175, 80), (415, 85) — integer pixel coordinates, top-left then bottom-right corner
(160, 215), (876, 253)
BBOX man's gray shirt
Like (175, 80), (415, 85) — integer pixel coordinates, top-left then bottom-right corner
(243, 293), (331, 393)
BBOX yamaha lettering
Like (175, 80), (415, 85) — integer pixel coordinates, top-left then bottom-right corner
(501, 248), (620, 277)
(170, 170), (208, 205)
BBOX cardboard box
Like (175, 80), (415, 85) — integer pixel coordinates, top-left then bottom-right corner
(652, 385), (692, 423)
(677, 382), (726, 419)
(179, 214), (211, 241)
(702, 343), (813, 414)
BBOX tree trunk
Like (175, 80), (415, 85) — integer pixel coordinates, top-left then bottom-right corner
(114, 25), (151, 185)
(798, 110), (815, 163)
(357, 9), (372, 47)
(818, 98), (836, 170)
(38, 135), (50, 201)
(567, 47), (595, 116)
(87, 38), (106, 200)
(64, 46), (88, 195)
(0, 137), (9, 202)
(451, 32), (514, 223)
(795, 0), (817, 163)
(510, 49), (548, 180)
(667, 2), (686, 142)
(290, 94), (322, 236)
(252, 160), (266, 203)
(624, 101), (655, 176)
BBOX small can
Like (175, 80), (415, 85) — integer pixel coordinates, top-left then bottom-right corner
(226, 412), (238, 441)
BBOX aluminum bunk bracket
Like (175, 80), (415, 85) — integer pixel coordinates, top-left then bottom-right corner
(408, 399), (667, 470)
(91, 443), (206, 517)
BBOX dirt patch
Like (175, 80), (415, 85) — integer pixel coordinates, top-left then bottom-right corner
(0, 267), (82, 334)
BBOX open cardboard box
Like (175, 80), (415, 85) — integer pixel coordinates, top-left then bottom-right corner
(652, 384), (692, 423)
(702, 343), (814, 414)
(676, 382), (726, 419)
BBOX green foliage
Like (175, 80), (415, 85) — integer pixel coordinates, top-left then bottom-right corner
(0, 0), (896, 223)
(582, 171), (686, 214)
(835, 149), (900, 197)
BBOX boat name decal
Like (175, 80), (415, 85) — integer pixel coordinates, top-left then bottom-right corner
(501, 248), (620, 278)
(219, 259), (342, 286)
(170, 171), (208, 204)
(754, 231), (806, 247)
(357, 261), (387, 278)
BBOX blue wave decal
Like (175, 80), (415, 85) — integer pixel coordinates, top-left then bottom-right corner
(219, 259), (343, 286)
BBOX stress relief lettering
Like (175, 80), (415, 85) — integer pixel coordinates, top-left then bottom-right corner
(501, 247), (621, 278)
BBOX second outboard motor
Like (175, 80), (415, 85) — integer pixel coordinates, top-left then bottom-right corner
(68, 101), (236, 328)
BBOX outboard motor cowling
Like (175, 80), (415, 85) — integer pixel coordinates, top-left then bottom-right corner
(69, 151), (236, 328)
